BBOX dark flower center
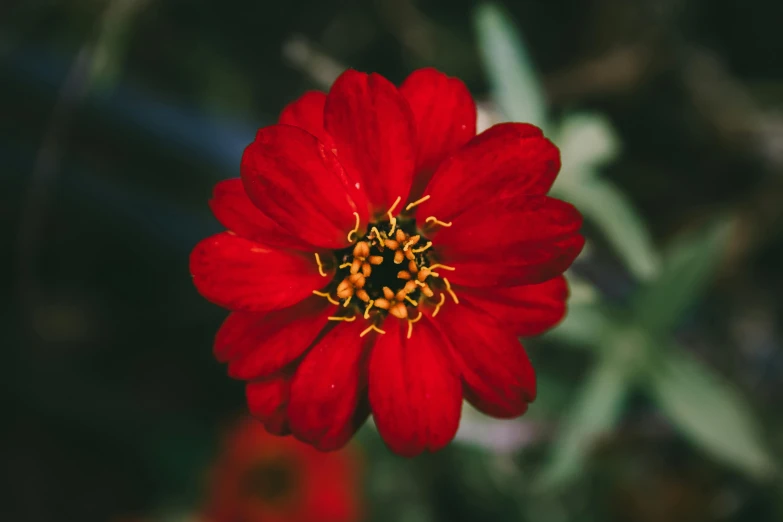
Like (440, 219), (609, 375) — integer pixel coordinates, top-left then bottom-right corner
(332, 217), (435, 319)
(242, 456), (298, 504)
(312, 197), (459, 338)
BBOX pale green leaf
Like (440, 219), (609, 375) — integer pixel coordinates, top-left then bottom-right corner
(89, 0), (150, 92)
(541, 302), (616, 349)
(535, 347), (632, 490)
(552, 178), (660, 280)
(474, 3), (548, 128)
(632, 219), (732, 334)
(647, 347), (775, 479)
(556, 113), (621, 185)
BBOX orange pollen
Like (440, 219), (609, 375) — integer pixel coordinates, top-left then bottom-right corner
(316, 196), (461, 337)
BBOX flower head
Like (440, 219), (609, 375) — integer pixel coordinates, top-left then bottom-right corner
(203, 418), (362, 522)
(190, 68), (584, 456)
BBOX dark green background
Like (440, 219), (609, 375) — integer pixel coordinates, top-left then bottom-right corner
(3, 1), (782, 521)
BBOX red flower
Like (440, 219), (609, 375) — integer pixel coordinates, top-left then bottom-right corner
(203, 417), (362, 522)
(190, 68), (584, 456)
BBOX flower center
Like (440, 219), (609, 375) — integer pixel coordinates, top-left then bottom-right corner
(242, 456), (299, 505)
(312, 196), (459, 338)
(333, 218), (436, 320)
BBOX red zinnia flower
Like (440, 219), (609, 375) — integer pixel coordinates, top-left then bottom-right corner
(190, 68), (584, 456)
(203, 417), (362, 522)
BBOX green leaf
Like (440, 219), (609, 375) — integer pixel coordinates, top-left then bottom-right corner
(535, 345), (633, 490)
(541, 302), (616, 350)
(474, 3), (548, 128)
(557, 113), (621, 184)
(552, 178), (660, 281)
(89, 0), (150, 92)
(646, 347), (775, 479)
(632, 219), (732, 334)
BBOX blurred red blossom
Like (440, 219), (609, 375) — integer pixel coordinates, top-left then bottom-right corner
(190, 67), (583, 456)
(203, 418), (362, 522)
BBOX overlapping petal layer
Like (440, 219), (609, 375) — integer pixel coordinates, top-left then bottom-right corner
(369, 317), (462, 456)
(216, 297), (336, 380)
(432, 196), (583, 286)
(278, 90), (333, 147)
(434, 302), (536, 418)
(210, 178), (315, 251)
(190, 232), (330, 312)
(241, 124), (368, 250)
(288, 319), (372, 451)
(246, 374), (292, 435)
(416, 123), (560, 223)
(325, 70), (416, 216)
(400, 68), (476, 197)
(456, 276), (568, 336)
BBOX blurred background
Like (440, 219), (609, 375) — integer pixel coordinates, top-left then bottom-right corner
(3, 0), (783, 521)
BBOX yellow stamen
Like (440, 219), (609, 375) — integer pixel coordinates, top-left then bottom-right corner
(405, 194), (431, 211)
(425, 216), (452, 228)
(402, 235), (420, 251)
(347, 212), (361, 241)
(369, 227), (385, 247)
(313, 253), (328, 277)
(442, 277), (459, 304)
(387, 196), (402, 235)
(412, 241), (433, 254)
(343, 295), (352, 307)
(360, 324), (386, 337)
(407, 310), (423, 339)
(431, 293), (447, 317)
(339, 262), (352, 269)
(312, 290), (339, 306)
(329, 315), (356, 322)
(364, 300), (375, 319)
(404, 295), (418, 306)
(429, 263), (456, 272)
(387, 196), (402, 217)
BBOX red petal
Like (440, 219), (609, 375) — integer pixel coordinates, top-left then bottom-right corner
(288, 319), (371, 451)
(278, 90), (334, 148)
(368, 316), (461, 457)
(209, 178), (315, 251)
(218, 297), (335, 379)
(190, 232), (331, 311)
(433, 302), (536, 418)
(324, 69), (416, 216)
(400, 68), (476, 197)
(246, 375), (292, 435)
(456, 276), (569, 336)
(416, 123), (560, 223)
(432, 196), (584, 286)
(241, 124), (368, 250)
